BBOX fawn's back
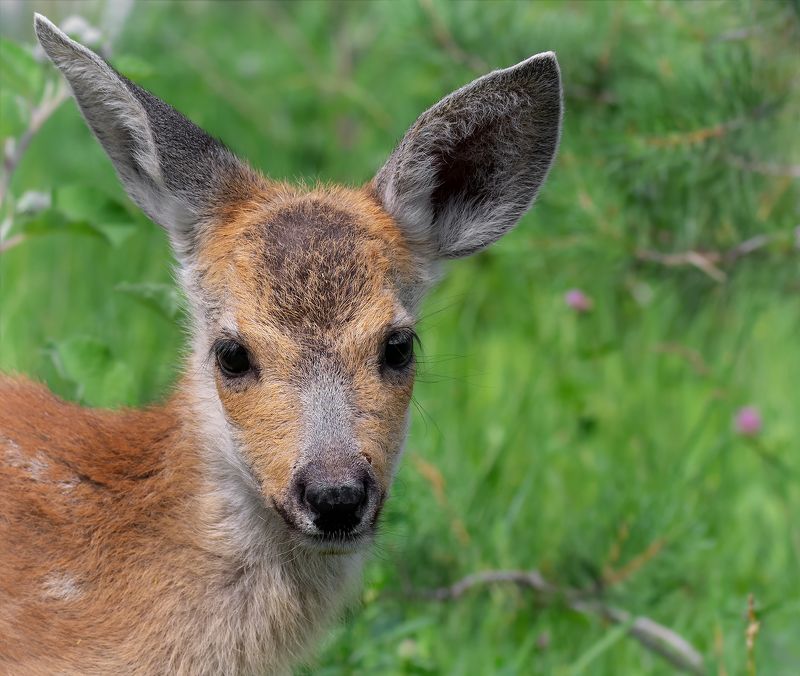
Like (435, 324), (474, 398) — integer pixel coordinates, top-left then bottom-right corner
(0, 14), (561, 674)
(0, 378), (189, 667)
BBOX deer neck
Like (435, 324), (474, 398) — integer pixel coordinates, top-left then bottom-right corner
(156, 372), (366, 671)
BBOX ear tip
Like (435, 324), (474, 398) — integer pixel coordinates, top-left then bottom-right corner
(34, 12), (95, 71)
(513, 51), (562, 103)
(492, 52), (561, 96)
(33, 12), (56, 39)
(33, 12), (66, 54)
(522, 51), (560, 76)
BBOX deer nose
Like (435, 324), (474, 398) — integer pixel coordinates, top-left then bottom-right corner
(302, 481), (367, 533)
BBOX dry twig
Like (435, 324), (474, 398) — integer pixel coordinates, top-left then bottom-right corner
(0, 81), (69, 210)
(0, 82), (68, 256)
(726, 154), (800, 179)
(636, 249), (728, 282)
(746, 593), (760, 676)
(416, 569), (705, 674)
(0, 233), (25, 254)
(635, 228), (797, 282)
(603, 537), (666, 587)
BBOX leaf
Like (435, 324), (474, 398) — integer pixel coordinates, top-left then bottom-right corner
(42, 336), (136, 405)
(0, 37), (43, 100)
(42, 335), (134, 405)
(17, 208), (108, 243)
(0, 88), (27, 137)
(54, 185), (139, 246)
(93, 222), (138, 247)
(115, 282), (183, 322)
(41, 342), (83, 402)
(54, 185), (131, 221)
(13, 186), (140, 247)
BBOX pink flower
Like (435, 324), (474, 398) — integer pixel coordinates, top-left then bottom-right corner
(735, 406), (762, 437)
(565, 289), (593, 313)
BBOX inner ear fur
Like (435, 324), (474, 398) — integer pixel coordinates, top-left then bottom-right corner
(373, 52), (563, 260)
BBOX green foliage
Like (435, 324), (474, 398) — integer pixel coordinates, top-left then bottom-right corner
(42, 334), (135, 406)
(0, 36), (42, 100)
(114, 282), (184, 323)
(1, 1), (798, 673)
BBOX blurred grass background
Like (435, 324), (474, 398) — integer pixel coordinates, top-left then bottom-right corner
(1, 0), (799, 673)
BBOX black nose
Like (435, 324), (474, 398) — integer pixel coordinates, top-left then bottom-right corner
(303, 481), (367, 533)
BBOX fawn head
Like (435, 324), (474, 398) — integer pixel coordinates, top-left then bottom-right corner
(35, 15), (562, 552)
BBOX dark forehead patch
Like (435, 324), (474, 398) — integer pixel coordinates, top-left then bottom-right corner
(260, 199), (386, 333)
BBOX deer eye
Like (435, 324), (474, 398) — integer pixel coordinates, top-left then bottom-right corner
(383, 331), (415, 371)
(215, 340), (252, 378)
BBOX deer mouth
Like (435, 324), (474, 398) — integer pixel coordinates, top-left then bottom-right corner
(305, 530), (374, 555)
(271, 489), (385, 553)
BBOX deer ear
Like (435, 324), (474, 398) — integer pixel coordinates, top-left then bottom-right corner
(34, 13), (252, 260)
(373, 53), (562, 260)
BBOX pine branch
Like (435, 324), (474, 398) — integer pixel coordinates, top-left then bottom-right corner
(418, 0), (489, 73)
(643, 102), (777, 149)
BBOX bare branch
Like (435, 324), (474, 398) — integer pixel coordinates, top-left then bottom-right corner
(636, 249), (727, 282)
(423, 569), (554, 600)
(635, 228), (797, 282)
(0, 81), (69, 209)
(415, 569), (705, 674)
(726, 154), (800, 179)
(0, 234), (26, 254)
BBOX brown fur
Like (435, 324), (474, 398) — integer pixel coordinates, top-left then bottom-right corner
(0, 184), (416, 675)
(0, 376), (200, 672)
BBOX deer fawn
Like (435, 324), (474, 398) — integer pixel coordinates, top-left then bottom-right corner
(0, 13), (562, 675)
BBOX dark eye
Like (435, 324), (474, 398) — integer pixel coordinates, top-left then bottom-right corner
(215, 340), (252, 377)
(383, 331), (415, 371)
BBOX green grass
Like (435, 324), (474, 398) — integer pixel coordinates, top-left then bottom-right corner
(1, 1), (799, 673)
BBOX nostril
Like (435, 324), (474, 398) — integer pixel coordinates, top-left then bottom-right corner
(338, 484), (365, 508)
(306, 484), (363, 512)
(303, 482), (368, 533)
